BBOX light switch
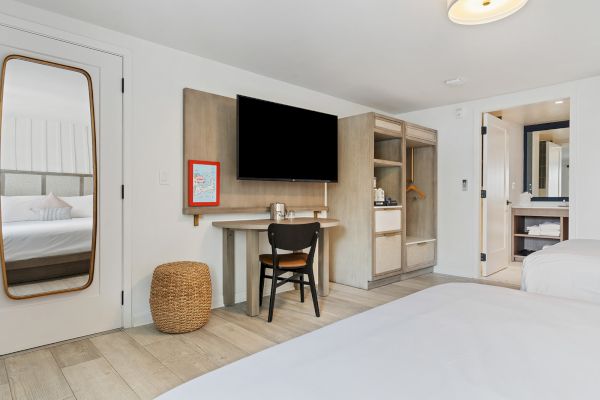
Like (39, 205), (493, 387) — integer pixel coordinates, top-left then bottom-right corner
(159, 170), (169, 185)
(462, 179), (468, 191)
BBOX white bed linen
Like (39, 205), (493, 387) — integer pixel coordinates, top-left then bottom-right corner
(522, 239), (600, 304)
(158, 283), (600, 400)
(2, 217), (92, 262)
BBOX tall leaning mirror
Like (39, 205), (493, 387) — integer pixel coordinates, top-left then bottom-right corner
(0, 55), (97, 299)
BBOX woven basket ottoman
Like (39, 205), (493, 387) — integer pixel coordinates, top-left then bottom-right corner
(150, 261), (212, 333)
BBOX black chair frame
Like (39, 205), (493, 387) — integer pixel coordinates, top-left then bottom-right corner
(259, 222), (321, 322)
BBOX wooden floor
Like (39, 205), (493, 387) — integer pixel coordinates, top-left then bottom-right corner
(0, 273), (516, 400)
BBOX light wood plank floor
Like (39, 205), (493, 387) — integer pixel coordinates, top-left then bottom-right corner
(0, 273), (516, 400)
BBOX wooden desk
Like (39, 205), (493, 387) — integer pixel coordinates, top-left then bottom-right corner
(212, 217), (340, 316)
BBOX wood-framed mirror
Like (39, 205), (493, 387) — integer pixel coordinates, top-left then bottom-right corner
(0, 55), (97, 299)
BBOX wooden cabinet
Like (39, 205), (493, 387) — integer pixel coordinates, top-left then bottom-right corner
(406, 239), (436, 272)
(328, 112), (437, 290)
(375, 234), (402, 275)
(375, 208), (402, 233)
(511, 207), (569, 261)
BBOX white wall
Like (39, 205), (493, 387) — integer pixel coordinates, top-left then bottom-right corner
(0, 0), (382, 325)
(399, 76), (600, 278)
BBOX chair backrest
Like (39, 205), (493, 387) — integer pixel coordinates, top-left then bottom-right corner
(267, 222), (320, 252)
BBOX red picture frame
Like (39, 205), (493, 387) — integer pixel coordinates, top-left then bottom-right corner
(188, 160), (220, 206)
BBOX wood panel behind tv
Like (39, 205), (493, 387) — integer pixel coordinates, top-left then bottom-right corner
(183, 88), (327, 221)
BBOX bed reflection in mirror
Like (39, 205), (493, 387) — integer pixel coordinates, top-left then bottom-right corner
(0, 55), (96, 299)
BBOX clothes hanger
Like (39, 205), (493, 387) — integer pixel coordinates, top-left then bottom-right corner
(406, 147), (426, 199)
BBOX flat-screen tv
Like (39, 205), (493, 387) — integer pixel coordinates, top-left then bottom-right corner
(237, 95), (338, 182)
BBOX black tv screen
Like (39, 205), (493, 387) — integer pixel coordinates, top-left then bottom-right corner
(237, 95), (338, 182)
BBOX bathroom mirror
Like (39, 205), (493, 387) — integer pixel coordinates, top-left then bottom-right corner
(524, 121), (569, 201)
(0, 55), (96, 299)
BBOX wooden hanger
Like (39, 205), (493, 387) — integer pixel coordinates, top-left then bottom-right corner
(406, 148), (426, 199)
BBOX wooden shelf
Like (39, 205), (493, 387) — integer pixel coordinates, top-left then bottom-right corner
(514, 233), (561, 240)
(406, 236), (437, 245)
(373, 159), (402, 168)
(374, 205), (402, 210)
(183, 205), (328, 216)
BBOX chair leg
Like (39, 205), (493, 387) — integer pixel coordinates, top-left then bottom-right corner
(299, 272), (305, 303)
(259, 264), (266, 308)
(307, 269), (320, 318)
(268, 268), (278, 322)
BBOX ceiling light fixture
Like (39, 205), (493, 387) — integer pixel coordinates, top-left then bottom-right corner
(447, 0), (529, 25)
(444, 77), (466, 86)
(555, 100), (565, 105)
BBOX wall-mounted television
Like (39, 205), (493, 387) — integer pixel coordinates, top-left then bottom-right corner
(237, 95), (338, 182)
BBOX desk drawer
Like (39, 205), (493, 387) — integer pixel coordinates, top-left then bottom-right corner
(375, 208), (402, 233)
(406, 241), (435, 272)
(375, 233), (402, 275)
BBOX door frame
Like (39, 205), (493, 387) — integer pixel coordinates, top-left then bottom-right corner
(476, 97), (576, 279)
(0, 13), (134, 328)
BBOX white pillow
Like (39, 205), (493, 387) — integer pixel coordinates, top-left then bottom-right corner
(30, 193), (73, 221)
(33, 207), (72, 221)
(60, 195), (93, 218)
(1, 195), (45, 223)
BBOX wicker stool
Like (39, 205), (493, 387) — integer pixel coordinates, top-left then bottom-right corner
(150, 261), (212, 333)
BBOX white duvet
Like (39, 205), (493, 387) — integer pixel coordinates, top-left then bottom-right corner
(522, 239), (600, 304)
(2, 217), (92, 262)
(158, 283), (600, 400)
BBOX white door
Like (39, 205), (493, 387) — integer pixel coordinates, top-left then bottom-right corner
(0, 26), (123, 355)
(546, 142), (562, 197)
(481, 114), (510, 277)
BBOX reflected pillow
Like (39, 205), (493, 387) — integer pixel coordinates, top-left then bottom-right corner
(60, 195), (93, 218)
(31, 193), (73, 221)
(1, 195), (45, 223)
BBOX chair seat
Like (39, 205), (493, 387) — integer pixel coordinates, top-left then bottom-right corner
(259, 253), (308, 268)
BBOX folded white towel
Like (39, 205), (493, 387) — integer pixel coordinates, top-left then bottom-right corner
(540, 229), (560, 237)
(540, 222), (560, 230)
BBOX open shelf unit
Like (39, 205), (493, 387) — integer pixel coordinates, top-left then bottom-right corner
(328, 113), (437, 290)
(511, 207), (569, 261)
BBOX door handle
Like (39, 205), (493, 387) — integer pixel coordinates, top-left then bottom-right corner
(506, 200), (512, 206)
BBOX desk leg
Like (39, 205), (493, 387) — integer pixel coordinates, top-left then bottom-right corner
(222, 228), (235, 306)
(246, 230), (260, 316)
(318, 228), (330, 297)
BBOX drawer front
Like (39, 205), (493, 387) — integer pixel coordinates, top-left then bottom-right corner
(406, 125), (436, 144)
(375, 234), (402, 275)
(406, 242), (435, 272)
(375, 209), (402, 233)
(375, 117), (402, 133)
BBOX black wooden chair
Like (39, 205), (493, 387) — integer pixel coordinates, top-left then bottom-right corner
(259, 222), (320, 322)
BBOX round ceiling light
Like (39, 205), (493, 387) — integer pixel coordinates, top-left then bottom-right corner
(447, 0), (529, 25)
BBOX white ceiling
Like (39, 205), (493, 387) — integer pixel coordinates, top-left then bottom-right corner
(14, 0), (600, 113)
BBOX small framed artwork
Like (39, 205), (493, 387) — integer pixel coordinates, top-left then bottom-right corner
(188, 160), (220, 206)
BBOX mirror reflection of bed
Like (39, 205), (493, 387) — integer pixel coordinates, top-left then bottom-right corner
(0, 55), (96, 298)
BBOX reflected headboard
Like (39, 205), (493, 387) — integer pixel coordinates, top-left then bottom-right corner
(0, 170), (93, 197)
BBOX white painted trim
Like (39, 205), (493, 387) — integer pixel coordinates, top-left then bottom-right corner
(0, 9), (135, 328)
(475, 90), (578, 278)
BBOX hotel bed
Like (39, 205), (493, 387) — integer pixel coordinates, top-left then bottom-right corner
(2, 217), (93, 284)
(3, 217), (92, 262)
(522, 239), (600, 304)
(158, 283), (600, 400)
(1, 192), (94, 284)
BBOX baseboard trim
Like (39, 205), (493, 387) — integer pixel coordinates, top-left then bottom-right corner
(367, 267), (434, 289)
